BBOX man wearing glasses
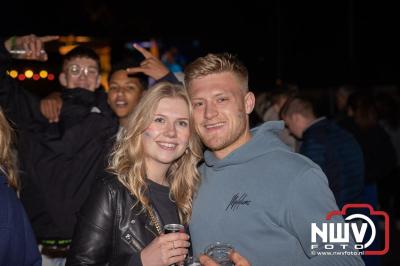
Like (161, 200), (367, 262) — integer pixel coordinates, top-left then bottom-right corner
(0, 35), (117, 266)
(60, 54), (100, 91)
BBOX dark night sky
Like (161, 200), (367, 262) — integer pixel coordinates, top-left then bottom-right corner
(1, 1), (399, 89)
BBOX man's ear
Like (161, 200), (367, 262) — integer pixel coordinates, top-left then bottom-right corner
(59, 72), (67, 87)
(244, 91), (255, 114)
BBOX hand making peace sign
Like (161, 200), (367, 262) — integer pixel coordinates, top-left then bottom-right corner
(126, 43), (170, 80)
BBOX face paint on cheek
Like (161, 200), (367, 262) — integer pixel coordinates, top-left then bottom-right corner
(143, 125), (158, 138)
(143, 128), (155, 138)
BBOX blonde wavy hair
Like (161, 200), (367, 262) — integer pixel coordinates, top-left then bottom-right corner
(108, 82), (203, 225)
(0, 109), (18, 191)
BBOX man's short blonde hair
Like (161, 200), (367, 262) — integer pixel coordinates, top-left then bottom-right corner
(184, 53), (249, 91)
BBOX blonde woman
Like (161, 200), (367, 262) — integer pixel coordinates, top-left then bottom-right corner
(0, 109), (41, 266)
(67, 82), (202, 266)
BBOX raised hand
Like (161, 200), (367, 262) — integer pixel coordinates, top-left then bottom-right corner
(126, 43), (170, 80)
(4, 34), (59, 61)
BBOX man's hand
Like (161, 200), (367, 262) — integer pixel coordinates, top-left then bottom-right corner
(199, 251), (251, 266)
(126, 43), (170, 80)
(4, 34), (59, 61)
(40, 92), (62, 123)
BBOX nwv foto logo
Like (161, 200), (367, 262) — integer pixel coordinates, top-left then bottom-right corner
(311, 204), (389, 255)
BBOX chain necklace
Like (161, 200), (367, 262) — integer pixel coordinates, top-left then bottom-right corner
(147, 207), (163, 235)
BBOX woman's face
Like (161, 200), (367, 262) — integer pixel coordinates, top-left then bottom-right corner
(142, 97), (190, 168)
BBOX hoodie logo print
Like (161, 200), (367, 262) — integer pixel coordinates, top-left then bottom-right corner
(226, 193), (251, 211)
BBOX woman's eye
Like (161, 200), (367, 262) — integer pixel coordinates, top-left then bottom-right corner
(178, 120), (188, 127)
(154, 117), (165, 123)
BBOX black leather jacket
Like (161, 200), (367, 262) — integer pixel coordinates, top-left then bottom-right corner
(66, 174), (166, 266)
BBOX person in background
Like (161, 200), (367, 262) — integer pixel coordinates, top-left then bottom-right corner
(375, 91), (400, 229)
(343, 91), (397, 266)
(67, 82), (202, 265)
(280, 94), (364, 209)
(263, 87), (298, 151)
(0, 108), (41, 266)
(106, 59), (148, 129)
(41, 43), (179, 129)
(334, 84), (355, 124)
(1, 34), (118, 266)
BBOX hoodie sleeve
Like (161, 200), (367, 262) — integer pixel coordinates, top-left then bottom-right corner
(156, 72), (181, 85)
(283, 167), (365, 265)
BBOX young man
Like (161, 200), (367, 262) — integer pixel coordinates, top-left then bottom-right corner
(107, 59), (148, 128)
(280, 95), (364, 209)
(1, 34), (118, 266)
(184, 53), (364, 265)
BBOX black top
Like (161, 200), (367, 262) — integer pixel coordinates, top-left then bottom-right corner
(147, 179), (180, 227)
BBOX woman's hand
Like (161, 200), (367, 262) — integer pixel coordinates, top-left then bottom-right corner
(141, 232), (190, 266)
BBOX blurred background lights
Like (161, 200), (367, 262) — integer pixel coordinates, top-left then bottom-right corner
(25, 69), (34, 79)
(9, 70), (18, 78)
(18, 74), (25, 81)
(39, 70), (48, 78)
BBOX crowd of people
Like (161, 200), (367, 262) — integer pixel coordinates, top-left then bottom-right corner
(3, 33), (398, 266)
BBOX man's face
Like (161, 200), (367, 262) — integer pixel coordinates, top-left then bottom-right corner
(107, 70), (144, 120)
(60, 57), (100, 91)
(188, 72), (254, 158)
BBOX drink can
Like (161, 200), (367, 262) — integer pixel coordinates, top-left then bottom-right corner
(163, 223), (184, 234)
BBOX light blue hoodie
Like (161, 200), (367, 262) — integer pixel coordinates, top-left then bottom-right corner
(190, 122), (364, 266)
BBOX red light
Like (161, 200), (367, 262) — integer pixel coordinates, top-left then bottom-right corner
(48, 73), (55, 81)
(33, 74), (40, 80)
(18, 74), (26, 81)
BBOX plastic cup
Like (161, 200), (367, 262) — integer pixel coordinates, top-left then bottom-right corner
(204, 242), (234, 266)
